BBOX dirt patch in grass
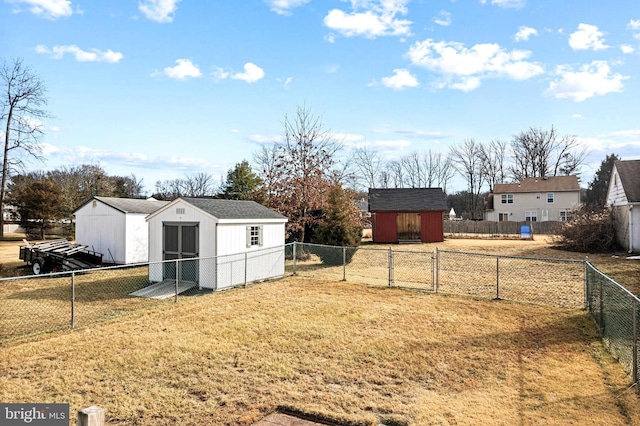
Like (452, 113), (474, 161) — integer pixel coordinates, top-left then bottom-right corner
(1, 278), (638, 425)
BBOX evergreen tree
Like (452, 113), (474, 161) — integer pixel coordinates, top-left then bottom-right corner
(312, 184), (363, 264)
(219, 160), (263, 201)
(8, 174), (63, 239)
(584, 154), (619, 209)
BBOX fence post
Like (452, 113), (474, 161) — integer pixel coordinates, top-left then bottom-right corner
(292, 243), (297, 276)
(342, 247), (347, 281)
(495, 255), (500, 300)
(435, 247), (440, 294)
(388, 247), (394, 287)
(431, 252), (435, 292)
(175, 259), (179, 303)
(77, 405), (105, 426)
(634, 299), (638, 392)
(71, 271), (76, 328)
(244, 252), (248, 289)
(584, 258), (589, 310)
(599, 275), (605, 334)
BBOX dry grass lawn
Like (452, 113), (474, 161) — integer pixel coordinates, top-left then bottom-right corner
(1, 236), (640, 425)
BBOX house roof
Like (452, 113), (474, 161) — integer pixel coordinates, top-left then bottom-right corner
(74, 196), (169, 215)
(368, 188), (447, 212)
(615, 160), (640, 203)
(180, 197), (288, 220)
(493, 175), (580, 194)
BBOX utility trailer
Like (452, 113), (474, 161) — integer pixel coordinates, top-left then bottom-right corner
(19, 239), (103, 275)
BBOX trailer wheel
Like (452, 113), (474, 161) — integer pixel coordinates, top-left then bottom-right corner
(32, 258), (44, 275)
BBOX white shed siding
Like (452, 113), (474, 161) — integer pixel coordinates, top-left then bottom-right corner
(124, 214), (150, 264)
(75, 202), (126, 264)
(215, 223), (286, 290)
(148, 200), (218, 285)
(606, 166), (628, 206)
(147, 198), (286, 289)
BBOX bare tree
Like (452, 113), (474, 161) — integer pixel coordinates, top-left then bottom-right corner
(509, 125), (586, 180)
(449, 138), (486, 219)
(436, 152), (455, 194)
(352, 144), (382, 190)
(0, 58), (50, 237)
(268, 104), (343, 242)
(184, 172), (216, 197)
(479, 139), (508, 191)
(387, 160), (404, 188)
(253, 144), (279, 204)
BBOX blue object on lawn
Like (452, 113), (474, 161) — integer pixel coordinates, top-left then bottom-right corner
(520, 225), (532, 239)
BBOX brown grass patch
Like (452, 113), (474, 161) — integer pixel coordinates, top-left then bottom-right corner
(1, 278), (639, 425)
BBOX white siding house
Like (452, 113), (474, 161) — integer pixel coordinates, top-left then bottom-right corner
(146, 197), (288, 290)
(484, 176), (581, 222)
(606, 160), (640, 253)
(74, 197), (169, 264)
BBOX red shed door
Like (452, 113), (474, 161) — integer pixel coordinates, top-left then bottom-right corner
(397, 213), (421, 242)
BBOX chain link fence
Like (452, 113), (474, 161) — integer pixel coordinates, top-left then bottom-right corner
(2, 241), (638, 393)
(1, 245), (290, 343)
(585, 262), (639, 387)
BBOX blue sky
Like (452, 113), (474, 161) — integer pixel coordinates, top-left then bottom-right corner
(1, 0), (639, 194)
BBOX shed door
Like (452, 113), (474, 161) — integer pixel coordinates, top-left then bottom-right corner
(163, 223), (199, 283)
(397, 213), (421, 241)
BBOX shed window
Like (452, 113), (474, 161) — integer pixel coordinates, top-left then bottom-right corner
(246, 225), (263, 248)
(501, 194), (513, 204)
(547, 193), (554, 203)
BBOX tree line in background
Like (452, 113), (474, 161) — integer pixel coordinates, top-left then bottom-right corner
(0, 57), (622, 248)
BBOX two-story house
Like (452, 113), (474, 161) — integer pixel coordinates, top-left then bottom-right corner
(484, 175), (581, 222)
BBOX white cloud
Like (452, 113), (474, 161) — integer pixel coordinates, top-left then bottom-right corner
(569, 23), (609, 51)
(620, 44), (635, 54)
(374, 140), (412, 148)
(323, 0), (412, 39)
(7, 0), (72, 19)
(480, 0), (525, 8)
(36, 45), (123, 63)
(264, 0), (310, 15)
(514, 26), (538, 42)
(159, 59), (202, 79)
(571, 114), (584, 119)
(40, 143), (221, 173)
(231, 63), (265, 83)
(139, 0), (181, 23)
(545, 61), (627, 102)
(248, 134), (280, 144)
(406, 39), (543, 91)
(433, 11), (451, 27)
(628, 19), (640, 30)
(379, 68), (419, 89)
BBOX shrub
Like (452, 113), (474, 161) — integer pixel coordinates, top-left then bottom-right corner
(553, 205), (618, 252)
(312, 184), (363, 265)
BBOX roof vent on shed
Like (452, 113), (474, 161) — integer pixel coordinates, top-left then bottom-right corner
(176, 208), (185, 215)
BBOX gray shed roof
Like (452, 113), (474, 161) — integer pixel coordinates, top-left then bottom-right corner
(75, 196), (169, 214)
(368, 188), (447, 212)
(615, 160), (640, 203)
(181, 197), (287, 220)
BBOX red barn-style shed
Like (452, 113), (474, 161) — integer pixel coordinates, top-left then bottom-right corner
(368, 188), (447, 243)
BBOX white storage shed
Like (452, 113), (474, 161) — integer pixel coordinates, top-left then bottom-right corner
(146, 197), (288, 290)
(74, 197), (169, 264)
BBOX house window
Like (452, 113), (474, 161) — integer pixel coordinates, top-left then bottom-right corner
(246, 225), (263, 247)
(525, 211), (537, 222)
(498, 213), (509, 222)
(501, 194), (513, 204)
(536, 193), (540, 199)
(560, 211), (571, 222)
(547, 193), (554, 203)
